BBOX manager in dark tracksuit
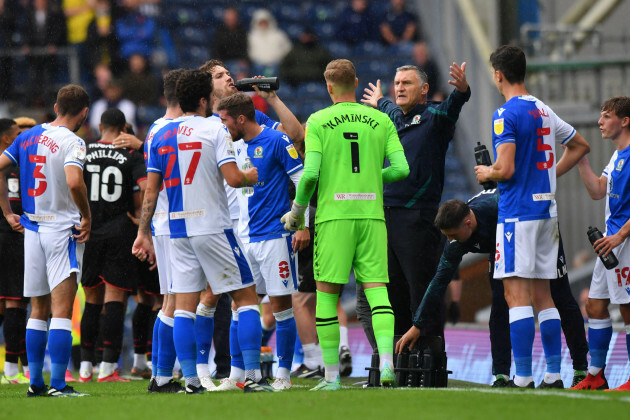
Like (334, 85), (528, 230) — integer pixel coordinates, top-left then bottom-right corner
(361, 62), (471, 337)
(395, 190), (588, 388)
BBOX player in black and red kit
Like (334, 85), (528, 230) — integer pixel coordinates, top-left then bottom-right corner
(0, 118), (29, 384)
(78, 108), (147, 382)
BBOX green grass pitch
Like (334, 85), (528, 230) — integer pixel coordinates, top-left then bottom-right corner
(1, 377), (629, 420)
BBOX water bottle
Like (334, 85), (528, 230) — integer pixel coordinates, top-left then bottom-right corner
(474, 142), (497, 190)
(234, 77), (280, 92)
(587, 226), (619, 269)
(242, 157), (254, 197)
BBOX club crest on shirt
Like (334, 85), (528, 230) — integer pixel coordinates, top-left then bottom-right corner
(254, 146), (263, 158)
(494, 118), (504, 135)
(616, 158), (624, 171)
(412, 114), (421, 125)
(286, 144), (298, 159)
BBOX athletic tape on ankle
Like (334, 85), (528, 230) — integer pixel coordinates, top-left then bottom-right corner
(509, 306), (534, 324)
(196, 303), (216, 318)
(26, 318), (48, 332)
(537, 308), (560, 323)
(588, 318), (612, 329)
(273, 308), (294, 322)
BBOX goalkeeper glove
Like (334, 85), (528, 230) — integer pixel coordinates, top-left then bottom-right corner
(281, 202), (307, 231)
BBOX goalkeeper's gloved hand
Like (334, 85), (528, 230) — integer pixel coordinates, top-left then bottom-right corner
(281, 201), (307, 231)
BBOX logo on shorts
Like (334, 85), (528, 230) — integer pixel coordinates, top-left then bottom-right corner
(495, 243), (500, 262)
(626, 286), (630, 296)
(614, 267), (630, 287)
(279, 261), (290, 284)
(254, 146), (263, 158)
(233, 246), (241, 257)
(505, 232), (513, 242)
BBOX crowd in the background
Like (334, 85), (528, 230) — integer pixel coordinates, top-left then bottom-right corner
(0, 0), (444, 141)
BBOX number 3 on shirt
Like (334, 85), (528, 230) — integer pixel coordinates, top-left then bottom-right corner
(344, 132), (360, 173)
(29, 154), (47, 197)
(158, 142), (202, 187)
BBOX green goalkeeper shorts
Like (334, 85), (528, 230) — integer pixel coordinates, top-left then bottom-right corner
(313, 219), (388, 284)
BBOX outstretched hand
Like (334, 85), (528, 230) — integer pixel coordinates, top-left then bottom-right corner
(361, 80), (383, 108)
(448, 62), (469, 93)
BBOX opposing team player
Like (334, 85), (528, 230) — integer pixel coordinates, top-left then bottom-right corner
(133, 70), (267, 393)
(573, 96), (630, 391)
(0, 118), (29, 384)
(475, 45), (590, 388)
(218, 93), (309, 390)
(0, 84), (92, 397)
(78, 108), (146, 383)
(282, 59), (409, 390)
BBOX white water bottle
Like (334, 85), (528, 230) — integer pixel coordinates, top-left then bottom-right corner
(242, 157), (254, 197)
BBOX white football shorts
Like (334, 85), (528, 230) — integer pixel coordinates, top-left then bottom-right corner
(245, 235), (298, 297)
(24, 228), (84, 297)
(169, 229), (255, 295)
(494, 217), (559, 280)
(589, 237), (630, 304)
(153, 235), (173, 295)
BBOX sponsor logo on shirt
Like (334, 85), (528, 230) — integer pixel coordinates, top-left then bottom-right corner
(169, 209), (206, 219)
(254, 146), (263, 158)
(493, 118), (504, 135)
(334, 193), (376, 201)
(532, 193), (555, 201)
(497, 108), (505, 116)
(73, 144), (86, 161)
(286, 144), (298, 159)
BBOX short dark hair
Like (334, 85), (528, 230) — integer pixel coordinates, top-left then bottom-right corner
(56, 84), (90, 116)
(434, 199), (471, 230)
(217, 93), (256, 121)
(601, 96), (630, 121)
(176, 70), (213, 113)
(163, 68), (187, 106)
(0, 118), (17, 136)
(489, 45), (526, 84)
(199, 59), (226, 74)
(100, 108), (126, 130)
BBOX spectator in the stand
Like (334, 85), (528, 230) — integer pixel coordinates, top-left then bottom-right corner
(86, 0), (124, 77)
(62, 0), (95, 84)
(91, 62), (112, 101)
(115, 0), (157, 61)
(412, 41), (442, 100)
(89, 78), (137, 138)
(380, 0), (420, 46)
(335, 0), (379, 45)
(212, 6), (248, 63)
(248, 9), (291, 76)
(0, 0), (17, 101)
(279, 27), (331, 88)
(120, 53), (160, 106)
(23, 0), (67, 107)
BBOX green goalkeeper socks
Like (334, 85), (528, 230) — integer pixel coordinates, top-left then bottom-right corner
(315, 290), (340, 367)
(364, 286), (395, 359)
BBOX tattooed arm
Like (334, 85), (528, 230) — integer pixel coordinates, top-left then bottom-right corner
(132, 172), (161, 263)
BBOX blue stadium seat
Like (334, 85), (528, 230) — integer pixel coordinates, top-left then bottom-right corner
(270, 3), (303, 23)
(326, 41), (351, 58)
(179, 45), (209, 68)
(304, 3), (338, 21)
(313, 22), (335, 41)
(296, 82), (329, 99)
(169, 6), (204, 25)
(284, 23), (305, 40)
(352, 41), (386, 58)
(178, 26), (212, 46)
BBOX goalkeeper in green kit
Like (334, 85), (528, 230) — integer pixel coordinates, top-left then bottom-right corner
(282, 59), (410, 390)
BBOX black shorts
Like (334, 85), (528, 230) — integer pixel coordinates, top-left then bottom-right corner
(297, 206), (316, 293)
(0, 232), (26, 300)
(136, 259), (160, 296)
(81, 231), (138, 293)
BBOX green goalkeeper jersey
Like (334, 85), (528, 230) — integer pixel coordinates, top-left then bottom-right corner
(305, 102), (403, 223)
